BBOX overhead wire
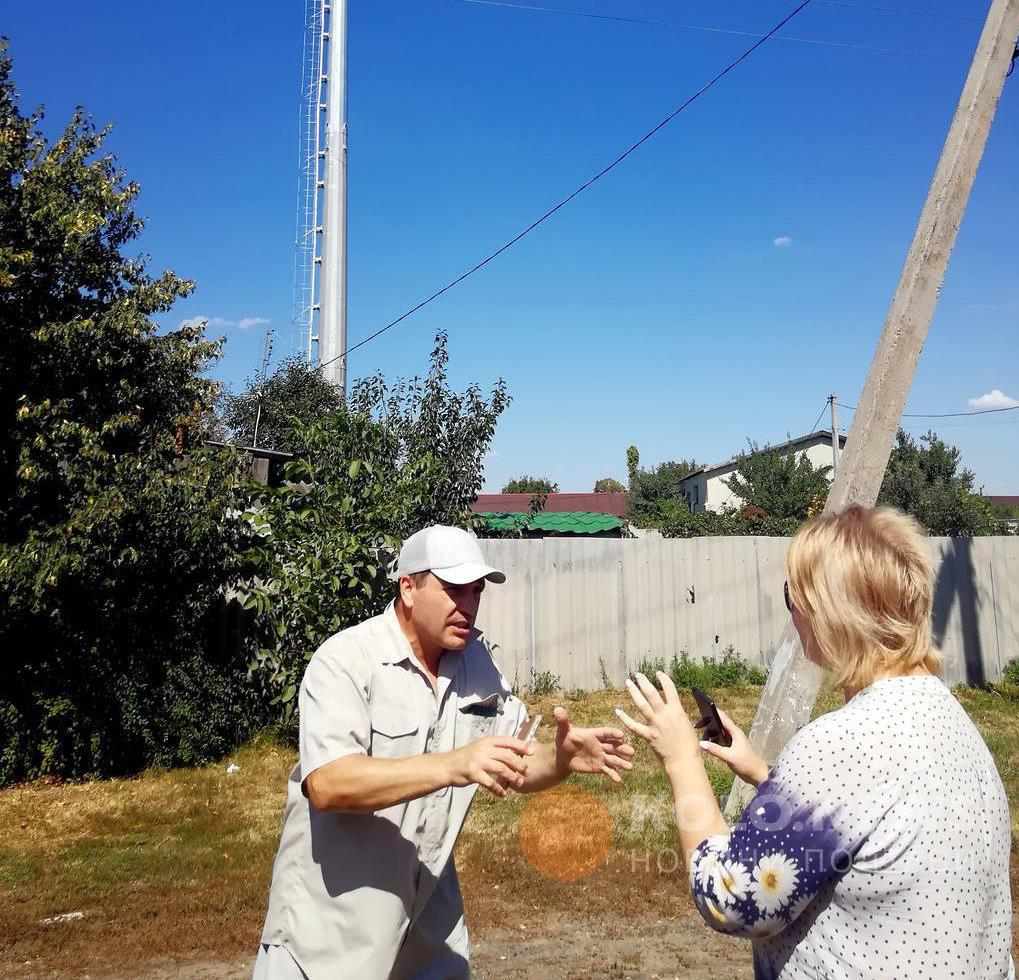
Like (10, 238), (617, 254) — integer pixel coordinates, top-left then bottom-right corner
(808, 399), (830, 435)
(840, 402), (1019, 419)
(461, 0), (892, 52)
(316, 0), (815, 374)
(461, 0), (658, 26)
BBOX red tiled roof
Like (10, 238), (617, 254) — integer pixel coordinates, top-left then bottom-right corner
(986, 496), (1019, 508)
(472, 492), (628, 517)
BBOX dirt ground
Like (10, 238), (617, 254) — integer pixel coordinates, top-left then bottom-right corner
(71, 912), (753, 980)
(9, 838), (1019, 980)
(79, 921), (751, 980)
(10, 853), (755, 980)
(16, 848), (1019, 979)
(6, 684), (1018, 979)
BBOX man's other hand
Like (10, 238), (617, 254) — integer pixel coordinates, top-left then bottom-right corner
(553, 706), (635, 783)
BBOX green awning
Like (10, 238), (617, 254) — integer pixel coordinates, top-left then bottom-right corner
(479, 511), (624, 535)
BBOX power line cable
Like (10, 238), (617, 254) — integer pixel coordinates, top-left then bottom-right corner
(317, 0), (815, 374)
(840, 402), (1019, 419)
(461, 0), (891, 52)
(808, 399), (829, 434)
(462, 0), (658, 26)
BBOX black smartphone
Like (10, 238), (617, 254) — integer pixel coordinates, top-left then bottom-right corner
(691, 687), (732, 747)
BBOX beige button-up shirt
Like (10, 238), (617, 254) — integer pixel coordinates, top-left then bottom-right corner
(260, 602), (527, 980)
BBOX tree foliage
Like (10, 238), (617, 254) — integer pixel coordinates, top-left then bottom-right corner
(626, 446), (701, 526)
(723, 443), (831, 520)
(238, 336), (510, 719)
(593, 477), (625, 493)
(626, 446), (640, 487)
(502, 475), (558, 495)
(878, 429), (996, 536)
(221, 354), (343, 452)
(351, 332), (510, 527)
(237, 413), (439, 721)
(0, 45), (260, 783)
(658, 505), (799, 539)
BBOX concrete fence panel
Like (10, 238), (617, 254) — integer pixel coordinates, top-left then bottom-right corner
(476, 536), (1019, 691)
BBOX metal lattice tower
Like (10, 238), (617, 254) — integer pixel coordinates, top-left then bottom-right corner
(292, 0), (322, 363)
(293, 0), (348, 392)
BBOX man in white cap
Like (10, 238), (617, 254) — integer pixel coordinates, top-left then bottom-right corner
(254, 525), (634, 980)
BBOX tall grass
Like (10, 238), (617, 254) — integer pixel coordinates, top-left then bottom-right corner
(634, 647), (767, 688)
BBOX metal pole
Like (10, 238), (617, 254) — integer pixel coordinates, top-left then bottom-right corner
(727, 0), (1019, 819)
(830, 394), (841, 476)
(307, 0), (328, 365)
(319, 0), (349, 393)
(253, 402), (263, 449)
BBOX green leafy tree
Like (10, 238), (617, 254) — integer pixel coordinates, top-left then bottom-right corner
(0, 44), (259, 783)
(626, 446), (640, 487)
(724, 443), (831, 520)
(502, 475), (559, 494)
(351, 331), (509, 527)
(627, 451), (701, 526)
(238, 412), (440, 720)
(221, 354), (343, 452)
(239, 338), (511, 717)
(878, 429), (996, 536)
(593, 477), (625, 493)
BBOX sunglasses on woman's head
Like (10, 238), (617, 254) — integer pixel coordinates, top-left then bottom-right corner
(784, 580), (793, 614)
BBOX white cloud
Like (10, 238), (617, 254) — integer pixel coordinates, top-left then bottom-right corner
(175, 314), (271, 331)
(773, 236), (793, 248)
(968, 389), (1019, 411)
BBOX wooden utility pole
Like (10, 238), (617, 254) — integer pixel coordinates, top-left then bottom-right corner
(727, 0), (1019, 818)
(829, 394), (841, 475)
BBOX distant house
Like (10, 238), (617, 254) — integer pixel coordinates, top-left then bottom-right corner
(678, 430), (846, 514)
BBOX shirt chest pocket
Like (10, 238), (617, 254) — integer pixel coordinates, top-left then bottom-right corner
(457, 692), (504, 743)
(370, 705), (420, 760)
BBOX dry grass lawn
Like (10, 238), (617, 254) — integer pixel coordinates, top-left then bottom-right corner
(2, 685), (1018, 978)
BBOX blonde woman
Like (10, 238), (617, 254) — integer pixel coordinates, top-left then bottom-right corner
(618, 506), (1014, 979)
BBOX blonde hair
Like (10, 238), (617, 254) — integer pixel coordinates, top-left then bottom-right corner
(786, 505), (942, 692)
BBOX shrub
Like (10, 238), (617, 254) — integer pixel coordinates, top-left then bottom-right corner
(633, 649), (766, 689)
(528, 670), (562, 698)
(598, 657), (613, 690)
(659, 507), (800, 539)
(237, 336), (510, 724)
(0, 47), (265, 783)
(635, 656), (668, 679)
(1002, 658), (1019, 687)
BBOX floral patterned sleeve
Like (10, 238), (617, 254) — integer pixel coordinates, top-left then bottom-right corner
(689, 719), (899, 939)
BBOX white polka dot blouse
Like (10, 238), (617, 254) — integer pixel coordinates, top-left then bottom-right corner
(690, 675), (1015, 979)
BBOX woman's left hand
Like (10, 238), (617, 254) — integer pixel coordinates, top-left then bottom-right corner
(616, 672), (700, 768)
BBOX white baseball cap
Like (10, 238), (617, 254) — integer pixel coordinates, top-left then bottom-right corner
(389, 525), (506, 585)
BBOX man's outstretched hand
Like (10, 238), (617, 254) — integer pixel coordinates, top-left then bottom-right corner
(552, 705), (635, 783)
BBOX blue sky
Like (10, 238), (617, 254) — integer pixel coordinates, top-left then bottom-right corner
(6, 0), (1018, 492)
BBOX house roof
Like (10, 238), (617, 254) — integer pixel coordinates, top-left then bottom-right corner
(479, 511), (624, 535)
(680, 430), (847, 481)
(472, 492), (628, 517)
(986, 496), (1019, 508)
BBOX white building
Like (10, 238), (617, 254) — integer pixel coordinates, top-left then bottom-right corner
(679, 430), (847, 514)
